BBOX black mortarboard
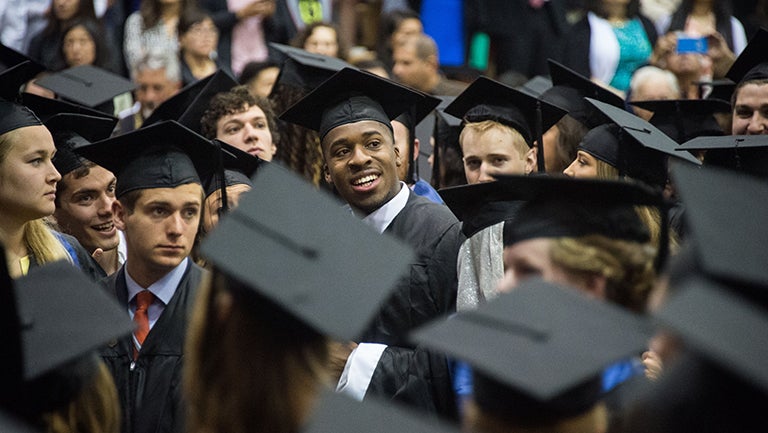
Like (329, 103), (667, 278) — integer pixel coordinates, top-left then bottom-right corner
(0, 43), (45, 72)
(45, 114), (118, 176)
(516, 75), (553, 98)
(143, 69), (238, 133)
(676, 135), (768, 179)
(440, 181), (521, 238)
(280, 67), (424, 140)
(269, 43), (352, 94)
(0, 61), (45, 102)
(411, 279), (651, 421)
(549, 60), (625, 109)
(444, 76), (567, 147)
(725, 27), (768, 84)
(204, 169), (253, 198)
(303, 392), (460, 433)
(74, 120), (222, 197)
(203, 139), (261, 203)
(10, 261), (132, 417)
(34, 65), (135, 111)
(0, 63), (42, 136)
(200, 163), (414, 341)
(21, 92), (115, 122)
(629, 99), (729, 143)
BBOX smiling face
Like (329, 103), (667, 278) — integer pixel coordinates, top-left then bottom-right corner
(54, 165), (119, 253)
(0, 126), (61, 225)
(563, 150), (599, 178)
(115, 183), (202, 284)
(322, 120), (402, 215)
(216, 104), (276, 161)
(731, 83), (768, 135)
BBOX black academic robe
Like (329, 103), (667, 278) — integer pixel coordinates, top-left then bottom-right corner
(100, 262), (205, 433)
(362, 191), (464, 419)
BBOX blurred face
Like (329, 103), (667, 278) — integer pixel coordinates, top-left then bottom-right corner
(563, 150), (599, 178)
(304, 26), (338, 57)
(461, 127), (532, 184)
(62, 25), (96, 67)
(135, 68), (180, 118)
(53, 0), (79, 21)
(392, 120), (410, 182)
(322, 120), (402, 215)
(54, 165), (119, 253)
(180, 18), (218, 57)
(202, 183), (251, 233)
(630, 77), (679, 121)
(392, 44), (432, 91)
(215, 104), (276, 161)
(732, 84), (768, 135)
(115, 184), (202, 280)
(0, 126), (61, 223)
(247, 66), (279, 98)
(391, 18), (423, 47)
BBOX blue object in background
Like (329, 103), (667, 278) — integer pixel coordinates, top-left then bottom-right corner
(421, 0), (465, 67)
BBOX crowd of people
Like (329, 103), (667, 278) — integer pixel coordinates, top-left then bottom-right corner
(1, 1), (768, 433)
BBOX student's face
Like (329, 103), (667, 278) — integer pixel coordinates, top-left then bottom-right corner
(304, 26), (339, 58)
(53, 0), (79, 21)
(215, 104), (276, 161)
(180, 18), (218, 57)
(392, 120), (410, 182)
(0, 126), (61, 223)
(115, 184), (202, 275)
(202, 183), (251, 233)
(135, 68), (179, 118)
(732, 83), (768, 135)
(460, 127), (531, 184)
(322, 120), (402, 215)
(62, 25), (96, 67)
(563, 150), (599, 178)
(247, 66), (279, 98)
(392, 44), (431, 91)
(54, 165), (119, 253)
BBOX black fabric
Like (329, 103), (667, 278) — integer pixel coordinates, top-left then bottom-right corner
(362, 191), (463, 419)
(100, 263), (205, 433)
(0, 100), (41, 136)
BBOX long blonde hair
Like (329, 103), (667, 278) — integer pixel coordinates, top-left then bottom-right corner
(185, 271), (330, 433)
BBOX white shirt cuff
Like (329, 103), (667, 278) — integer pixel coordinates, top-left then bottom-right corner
(335, 343), (387, 401)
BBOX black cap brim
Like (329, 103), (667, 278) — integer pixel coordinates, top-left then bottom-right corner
(726, 28), (768, 84)
(34, 65), (135, 108)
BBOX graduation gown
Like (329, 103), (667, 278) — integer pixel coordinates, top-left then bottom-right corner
(362, 191), (464, 419)
(100, 263), (205, 433)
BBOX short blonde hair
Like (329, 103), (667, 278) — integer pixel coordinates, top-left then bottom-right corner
(460, 120), (529, 159)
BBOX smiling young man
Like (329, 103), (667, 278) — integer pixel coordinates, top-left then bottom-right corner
(726, 29), (768, 136)
(74, 120), (219, 433)
(281, 68), (464, 418)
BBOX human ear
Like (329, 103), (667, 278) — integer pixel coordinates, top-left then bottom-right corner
(113, 200), (127, 231)
(525, 146), (538, 174)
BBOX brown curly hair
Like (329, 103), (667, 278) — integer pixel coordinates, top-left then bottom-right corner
(200, 85), (279, 146)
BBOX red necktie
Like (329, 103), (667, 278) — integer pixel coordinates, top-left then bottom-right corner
(133, 290), (154, 359)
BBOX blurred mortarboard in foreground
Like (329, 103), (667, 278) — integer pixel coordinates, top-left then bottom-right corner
(280, 67), (423, 140)
(0, 412), (39, 433)
(74, 120), (225, 197)
(726, 27), (768, 84)
(34, 65), (134, 111)
(143, 69), (238, 133)
(516, 75), (553, 98)
(411, 279), (651, 422)
(629, 99), (730, 143)
(444, 76), (567, 147)
(0, 66), (42, 136)
(9, 261), (132, 417)
(676, 135), (768, 179)
(0, 43), (45, 73)
(45, 113), (118, 176)
(269, 43), (353, 94)
(200, 163), (414, 341)
(303, 392), (460, 433)
(542, 60), (624, 129)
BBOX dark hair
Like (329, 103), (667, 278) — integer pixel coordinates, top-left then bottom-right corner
(141, 0), (196, 30)
(59, 18), (111, 70)
(732, 78), (768, 108)
(41, 0), (96, 38)
(668, 0), (735, 50)
(200, 86), (279, 145)
(177, 7), (213, 37)
(549, 115), (589, 173)
(586, 0), (641, 19)
(238, 60), (280, 85)
(290, 22), (347, 60)
(350, 58), (391, 78)
(54, 160), (95, 207)
(377, 9), (421, 64)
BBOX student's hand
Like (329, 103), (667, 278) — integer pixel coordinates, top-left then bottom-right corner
(327, 341), (358, 381)
(642, 350), (663, 381)
(91, 248), (108, 269)
(236, 0), (276, 20)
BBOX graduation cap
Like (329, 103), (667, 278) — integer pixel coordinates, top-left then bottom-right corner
(0, 63), (43, 136)
(0, 43), (45, 72)
(676, 135), (768, 179)
(695, 78), (736, 103)
(34, 65), (135, 112)
(516, 75), (553, 98)
(440, 181), (521, 238)
(394, 94), (441, 183)
(411, 278), (651, 423)
(629, 99), (730, 143)
(199, 163), (414, 341)
(203, 139), (261, 198)
(143, 69), (238, 133)
(10, 260), (132, 417)
(74, 120), (225, 197)
(725, 27), (768, 84)
(444, 76), (567, 172)
(269, 43), (353, 94)
(0, 61), (46, 102)
(540, 60), (625, 129)
(21, 92), (115, 122)
(303, 392), (460, 433)
(45, 114), (118, 176)
(280, 67), (424, 140)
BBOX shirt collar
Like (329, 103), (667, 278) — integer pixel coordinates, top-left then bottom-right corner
(125, 258), (189, 305)
(359, 182), (409, 234)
